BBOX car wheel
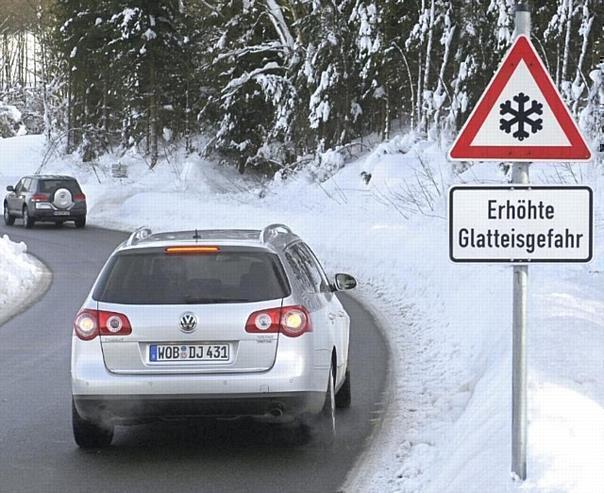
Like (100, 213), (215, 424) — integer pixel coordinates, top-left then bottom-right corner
(3, 204), (14, 226)
(23, 207), (34, 229)
(72, 400), (113, 449)
(75, 216), (86, 229)
(308, 365), (336, 446)
(335, 369), (351, 409)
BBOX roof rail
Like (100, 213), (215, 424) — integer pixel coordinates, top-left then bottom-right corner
(126, 226), (153, 246)
(261, 223), (293, 243)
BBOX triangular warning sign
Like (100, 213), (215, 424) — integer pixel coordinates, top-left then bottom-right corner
(449, 35), (592, 162)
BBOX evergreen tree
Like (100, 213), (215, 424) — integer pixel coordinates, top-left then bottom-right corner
(39, 0), (602, 174)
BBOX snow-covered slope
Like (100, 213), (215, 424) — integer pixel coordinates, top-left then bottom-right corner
(1, 134), (603, 492)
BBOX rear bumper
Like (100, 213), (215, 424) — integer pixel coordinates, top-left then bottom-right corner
(31, 211), (86, 220)
(30, 204), (86, 220)
(73, 392), (325, 424)
(71, 336), (333, 423)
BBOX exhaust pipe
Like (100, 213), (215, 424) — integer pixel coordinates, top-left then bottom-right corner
(269, 405), (284, 418)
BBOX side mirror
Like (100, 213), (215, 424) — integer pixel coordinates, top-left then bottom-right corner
(334, 273), (357, 291)
(6, 185), (14, 192)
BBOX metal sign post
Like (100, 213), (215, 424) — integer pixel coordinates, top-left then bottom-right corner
(511, 3), (530, 481)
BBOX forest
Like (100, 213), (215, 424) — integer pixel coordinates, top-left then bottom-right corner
(0, 0), (602, 175)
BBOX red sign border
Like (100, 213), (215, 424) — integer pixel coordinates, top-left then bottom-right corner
(449, 35), (592, 162)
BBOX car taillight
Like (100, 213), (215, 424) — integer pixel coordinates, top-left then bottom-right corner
(31, 193), (49, 202)
(74, 310), (98, 340)
(245, 305), (311, 337)
(98, 311), (132, 336)
(280, 306), (311, 337)
(73, 193), (86, 201)
(73, 309), (132, 340)
(245, 307), (281, 333)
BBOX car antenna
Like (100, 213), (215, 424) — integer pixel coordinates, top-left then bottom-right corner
(193, 229), (201, 241)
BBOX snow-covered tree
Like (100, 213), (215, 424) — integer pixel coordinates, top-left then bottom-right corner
(39, 0), (602, 175)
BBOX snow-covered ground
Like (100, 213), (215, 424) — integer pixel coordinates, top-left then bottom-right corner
(1, 134), (603, 492)
(0, 233), (48, 326)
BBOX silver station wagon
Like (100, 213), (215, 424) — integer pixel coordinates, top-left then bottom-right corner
(71, 224), (356, 448)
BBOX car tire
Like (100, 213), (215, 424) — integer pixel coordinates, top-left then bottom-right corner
(335, 369), (351, 409)
(307, 365), (336, 446)
(75, 216), (86, 229)
(3, 204), (14, 226)
(23, 207), (34, 229)
(72, 400), (113, 449)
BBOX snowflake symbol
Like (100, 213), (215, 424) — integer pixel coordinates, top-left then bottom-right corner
(499, 92), (543, 141)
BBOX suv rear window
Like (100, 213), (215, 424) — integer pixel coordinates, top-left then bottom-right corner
(93, 249), (291, 304)
(38, 180), (82, 194)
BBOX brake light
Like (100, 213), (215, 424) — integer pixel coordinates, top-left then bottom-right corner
(73, 309), (132, 340)
(73, 193), (86, 201)
(245, 305), (312, 337)
(74, 310), (98, 340)
(165, 246), (220, 255)
(280, 307), (311, 337)
(31, 193), (49, 202)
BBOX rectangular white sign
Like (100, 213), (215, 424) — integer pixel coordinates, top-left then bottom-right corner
(449, 185), (593, 263)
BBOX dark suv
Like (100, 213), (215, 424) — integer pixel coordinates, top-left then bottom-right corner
(4, 175), (87, 229)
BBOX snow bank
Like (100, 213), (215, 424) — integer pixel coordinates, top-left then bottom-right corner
(1, 134), (603, 492)
(0, 235), (47, 325)
(342, 149), (604, 493)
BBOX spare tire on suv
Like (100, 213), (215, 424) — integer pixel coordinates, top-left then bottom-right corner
(52, 188), (73, 210)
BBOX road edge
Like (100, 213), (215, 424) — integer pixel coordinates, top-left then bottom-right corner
(0, 252), (53, 328)
(339, 289), (399, 493)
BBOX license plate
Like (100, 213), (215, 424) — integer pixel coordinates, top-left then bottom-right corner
(149, 343), (230, 362)
(54, 211), (70, 216)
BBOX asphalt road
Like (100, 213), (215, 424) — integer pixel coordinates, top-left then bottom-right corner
(0, 222), (389, 493)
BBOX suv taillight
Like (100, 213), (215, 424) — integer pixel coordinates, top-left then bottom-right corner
(74, 309), (132, 340)
(31, 193), (49, 202)
(73, 193), (86, 201)
(245, 305), (312, 337)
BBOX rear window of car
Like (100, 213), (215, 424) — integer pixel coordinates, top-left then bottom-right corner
(93, 249), (291, 304)
(38, 180), (82, 194)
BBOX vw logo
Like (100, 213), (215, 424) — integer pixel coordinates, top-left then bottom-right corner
(179, 312), (198, 333)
